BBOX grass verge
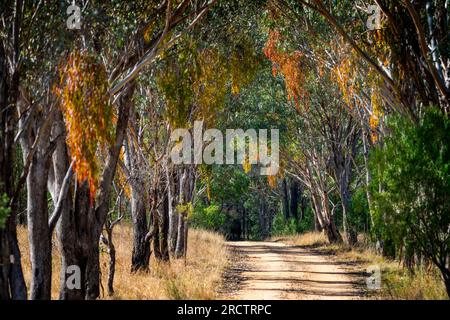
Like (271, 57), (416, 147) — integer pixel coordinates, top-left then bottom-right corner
(17, 224), (227, 299)
(275, 232), (448, 300)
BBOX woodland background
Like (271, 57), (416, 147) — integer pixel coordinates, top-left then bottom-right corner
(0, 0), (449, 300)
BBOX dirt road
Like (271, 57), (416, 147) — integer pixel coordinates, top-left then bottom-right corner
(222, 241), (365, 300)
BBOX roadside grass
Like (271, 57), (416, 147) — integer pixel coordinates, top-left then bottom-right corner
(17, 224), (227, 299)
(275, 232), (448, 300)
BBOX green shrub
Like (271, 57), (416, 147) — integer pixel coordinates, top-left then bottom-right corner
(370, 107), (450, 297)
(272, 212), (298, 236)
(191, 204), (226, 231)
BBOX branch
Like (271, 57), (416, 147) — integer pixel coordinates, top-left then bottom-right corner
(108, 189), (125, 229)
(10, 105), (55, 207)
(293, 0), (406, 107)
(403, 0), (449, 100)
(109, 0), (174, 96)
(48, 160), (74, 233)
(109, 0), (217, 96)
(144, 229), (155, 243)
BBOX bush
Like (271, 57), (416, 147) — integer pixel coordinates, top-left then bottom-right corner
(370, 107), (450, 297)
(191, 204), (226, 231)
(272, 212), (298, 236)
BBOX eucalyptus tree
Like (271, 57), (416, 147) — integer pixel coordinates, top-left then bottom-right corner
(53, 0), (220, 299)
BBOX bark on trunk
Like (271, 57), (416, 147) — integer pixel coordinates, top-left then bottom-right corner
(130, 189), (150, 272)
(174, 167), (195, 258)
(289, 180), (299, 220)
(8, 230), (27, 299)
(85, 81), (135, 298)
(27, 158), (52, 300)
(311, 190), (342, 243)
(50, 111), (86, 300)
(152, 208), (162, 261)
(85, 226), (101, 300)
(107, 238), (116, 296)
(341, 186), (357, 245)
(174, 211), (186, 259)
(0, 214), (27, 300)
(159, 193), (170, 261)
(0, 229), (10, 299)
(167, 169), (178, 255)
(18, 90), (54, 300)
(124, 111), (151, 272)
(175, 169), (185, 258)
(282, 178), (290, 219)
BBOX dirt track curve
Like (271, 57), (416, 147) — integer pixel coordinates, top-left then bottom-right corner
(222, 241), (366, 300)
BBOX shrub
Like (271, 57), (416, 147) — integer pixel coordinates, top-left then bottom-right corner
(370, 107), (450, 297)
(191, 204), (226, 231)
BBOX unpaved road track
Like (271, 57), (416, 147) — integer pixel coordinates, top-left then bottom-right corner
(223, 241), (365, 300)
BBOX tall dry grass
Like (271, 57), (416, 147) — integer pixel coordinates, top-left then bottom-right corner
(273, 231), (328, 247)
(17, 224), (227, 299)
(279, 231), (448, 300)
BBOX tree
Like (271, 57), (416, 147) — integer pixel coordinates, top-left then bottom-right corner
(370, 107), (450, 297)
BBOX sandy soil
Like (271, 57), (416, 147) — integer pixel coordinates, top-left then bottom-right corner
(222, 241), (365, 300)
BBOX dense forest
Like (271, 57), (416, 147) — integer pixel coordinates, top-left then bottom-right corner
(0, 0), (449, 300)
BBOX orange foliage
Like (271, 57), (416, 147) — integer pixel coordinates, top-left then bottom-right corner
(263, 30), (307, 110)
(55, 50), (114, 205)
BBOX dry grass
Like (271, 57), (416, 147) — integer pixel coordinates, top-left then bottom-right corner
(17, 224), (228, 300)
(278, 231), (448, 300)
(273, 231), (328, 247)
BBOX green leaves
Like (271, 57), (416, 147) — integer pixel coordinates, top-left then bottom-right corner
(191, 204), (226, 231)
(157, 36), (261, 128)
(370, 107), (450, 257)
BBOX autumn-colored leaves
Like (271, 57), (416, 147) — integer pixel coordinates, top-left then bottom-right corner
(54, 50), (114, 204)
(264, 29), (384, 144)
(263, 30), (307, 111)
(157, 39), (260, 129)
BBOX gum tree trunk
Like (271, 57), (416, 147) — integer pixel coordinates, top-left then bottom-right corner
(152, 207), (162, 260)
(18, 91), (54, 300)
(106, 228), (116, 296)
(86, 82), (135, 299)
(130, 184), (150, 272)
(27, 156), (52, 299)
(124, 112), (150, 272)
(174, 167), (195, 258)
(175, 211), (186, 258)
(167, 169), (178, 255)
(289, 180), (300, 220)
(55, 82), (135, 299)
(50, 111), (86, 300)
(159, 192), (170, 261)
